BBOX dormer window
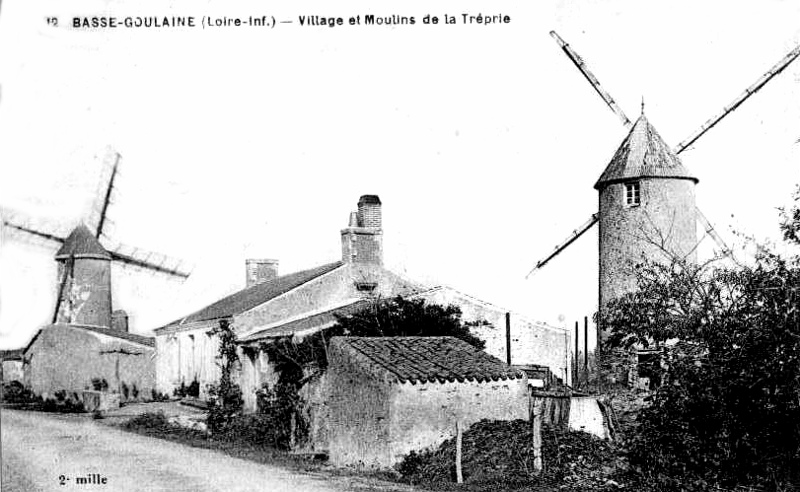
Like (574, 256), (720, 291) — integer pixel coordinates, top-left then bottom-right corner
(624, 181), (640, 206)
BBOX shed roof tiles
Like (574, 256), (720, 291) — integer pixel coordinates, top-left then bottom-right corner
(333, 336), (524, 384)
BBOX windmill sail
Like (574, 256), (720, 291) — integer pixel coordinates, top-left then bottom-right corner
(526, 214), (598, 278)
(86, 150), (122, 239)
(106, 242), (191, 279)
(1, 207), (68, 246)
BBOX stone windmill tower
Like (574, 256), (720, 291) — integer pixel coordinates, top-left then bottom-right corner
(1, 151), (191, 330)
(595, 112), (699, 309)
(527, 32), (800, 343)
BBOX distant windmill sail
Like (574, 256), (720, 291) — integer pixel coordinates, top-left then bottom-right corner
(94, 152), (121, 239)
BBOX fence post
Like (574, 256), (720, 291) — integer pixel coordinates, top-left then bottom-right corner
(455, 420), (463, 483)
(532, 398), (543, 474)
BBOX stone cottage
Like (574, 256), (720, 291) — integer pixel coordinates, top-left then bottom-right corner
(154, 195), (570, 411)
(324, 336), (529, 469)
(23, 322), (156, 399)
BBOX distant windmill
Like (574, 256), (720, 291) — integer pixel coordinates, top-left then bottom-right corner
(1, 150), (191, 329)
(527, 31), (800, 338)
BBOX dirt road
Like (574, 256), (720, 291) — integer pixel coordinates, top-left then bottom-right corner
(1, 409), (413, 492)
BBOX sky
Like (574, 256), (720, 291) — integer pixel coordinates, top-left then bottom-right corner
(1, 0), (799, 350)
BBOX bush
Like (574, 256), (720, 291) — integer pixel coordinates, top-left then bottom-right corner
(121, 382), (130, 400)
(150, 388), (170, 402)
(91, 378), (109, 392)
(40, 394), (85, 414)
(187, 379), (200, 398)
(1, 381), (36, 403)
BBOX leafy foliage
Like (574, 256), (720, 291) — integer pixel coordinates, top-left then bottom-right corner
(600, 245), (800, 488)
(90, 378), (109, 392)
(206, 319), (244, 434)
(264, 296), (483, 385)
(174, 378), (201, 398)
(1, 381), (36, 403)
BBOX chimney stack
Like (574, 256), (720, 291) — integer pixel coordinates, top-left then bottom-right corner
(111, 310), (129, 332)
(357, 195), (382, 229)
(341, 195), (383, 265)
(246, 259), (279, 288)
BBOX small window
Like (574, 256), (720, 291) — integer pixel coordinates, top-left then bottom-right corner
(624, 182), (640, 206)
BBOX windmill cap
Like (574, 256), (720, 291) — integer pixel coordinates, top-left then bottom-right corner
(55, 224), (112, 260)
(594, 114), (698, 190)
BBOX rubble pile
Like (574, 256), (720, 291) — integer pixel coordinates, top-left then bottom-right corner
(397, 419), (627, 491)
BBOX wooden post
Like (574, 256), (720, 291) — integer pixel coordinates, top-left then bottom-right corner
(584, 316), (589, 379)
(455, 421), (463, 484)
(505, 312), (512, 365)
(290, 412), (297, 450)
(532, 399), (543, 474)
(574, 321), (579, 385)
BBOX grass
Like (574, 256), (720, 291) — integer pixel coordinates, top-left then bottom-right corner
(116, 411), (406, 487)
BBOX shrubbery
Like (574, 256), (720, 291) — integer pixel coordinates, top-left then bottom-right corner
(1, 381), (36, 403)
(601, 230), (800, 488)
(206, 319), (243, 435)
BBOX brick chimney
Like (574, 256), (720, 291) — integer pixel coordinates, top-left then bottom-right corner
(112, 310), (129, 332)
(246, 259), (279, 287)
(341, 195), (383, 265)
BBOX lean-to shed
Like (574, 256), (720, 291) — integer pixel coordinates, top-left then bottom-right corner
(325, 336), (529, 469)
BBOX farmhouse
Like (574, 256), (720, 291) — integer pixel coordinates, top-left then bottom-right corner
(154, 195), (570, 411)
(324, 336), (529, 469)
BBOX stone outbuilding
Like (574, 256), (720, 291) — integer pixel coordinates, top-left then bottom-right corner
(1, 349), (24, 383)
(324, 336), (529, 469)
(23, 323), (156, 400)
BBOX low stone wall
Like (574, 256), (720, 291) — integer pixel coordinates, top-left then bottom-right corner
(81, 391), (121, 412)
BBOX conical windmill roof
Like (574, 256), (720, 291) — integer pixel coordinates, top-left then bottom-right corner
(594, 114), (698, 190)
(55, 224), (111, 260)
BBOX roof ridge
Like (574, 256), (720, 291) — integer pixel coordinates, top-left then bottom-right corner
(161, 261), (344, 327)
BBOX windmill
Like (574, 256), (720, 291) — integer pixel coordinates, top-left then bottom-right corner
(1, 150), (191, 330)
(526, 31), (800, 340)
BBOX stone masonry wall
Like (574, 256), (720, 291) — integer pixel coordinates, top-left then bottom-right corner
(25, 324), (155, 399)
(155, 323), (220, 398)
(325, 340), (395, 468)
(387, 376), (529, 468)
(598, 178), (696, 341)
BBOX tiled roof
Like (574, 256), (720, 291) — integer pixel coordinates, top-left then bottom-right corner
(594, 114), (698, 190)
(333, 336), (524, 384)
(162, 261), (344, 327)
(240, 299), (372, 341)
(74, 325), (155, 347)
(24, 324), (155, 354)
(55, 224), (111, 260)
